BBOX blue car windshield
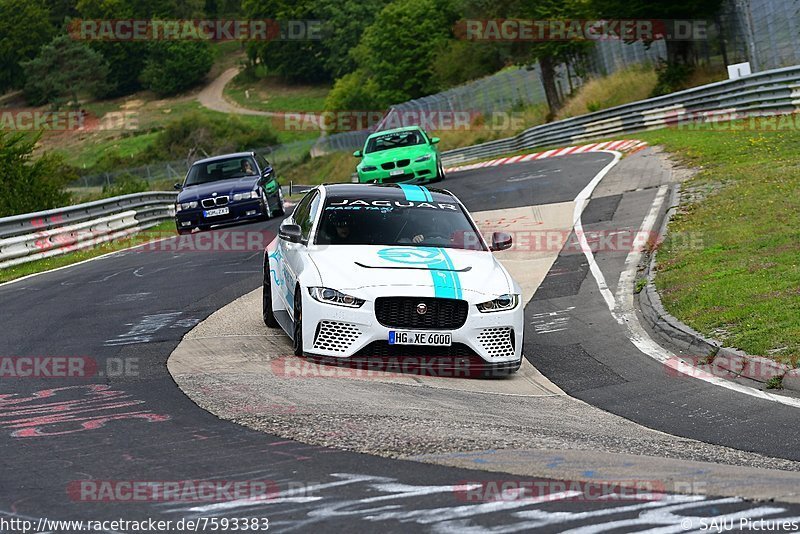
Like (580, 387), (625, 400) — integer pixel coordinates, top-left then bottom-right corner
(185, 157), (257, 186)
(315, 198), (486, 251)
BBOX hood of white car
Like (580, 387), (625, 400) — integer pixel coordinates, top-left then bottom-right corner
(306, 244), (513, 302)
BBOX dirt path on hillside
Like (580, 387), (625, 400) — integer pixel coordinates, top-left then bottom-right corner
(197, 67), (279, 117)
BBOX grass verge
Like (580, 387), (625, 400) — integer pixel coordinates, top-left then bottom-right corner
(635, 123), (800, 366)
(0, 220), (176, 284)
(225, 69), (330, 113)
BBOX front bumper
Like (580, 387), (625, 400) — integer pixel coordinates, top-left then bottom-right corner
(175, 199), (265, 231)
(358, 158), (438, 184)
(300, 290), (524, 374)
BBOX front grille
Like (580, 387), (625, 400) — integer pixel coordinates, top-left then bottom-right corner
(397, 159), (410, 167)
(313, 321), (362, 353)
(354, 341), (477, 359)
(380, 174), (415, 184)
(477, 327), (515, 358)
(375, 297), (468, 329)
(380, 162), (395, 170)
(201, 196), (229, 209)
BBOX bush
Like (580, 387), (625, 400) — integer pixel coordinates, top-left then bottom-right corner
(145, 112), (278, 159)
(0, 132), (73, 217)
(651, 61), (694, 97)
(324, 70), (387, 116)
(102, 174), (149, 197)
(23, 35), (111, 108)
(88, 112), (280, 171)
(140, 41), (214, 96)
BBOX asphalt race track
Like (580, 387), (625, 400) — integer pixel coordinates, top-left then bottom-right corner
(3, 150), (800, 532)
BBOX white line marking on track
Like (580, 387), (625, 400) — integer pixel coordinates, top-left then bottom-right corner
(575, 158), (800, 409)
(572, 150), (623, 314)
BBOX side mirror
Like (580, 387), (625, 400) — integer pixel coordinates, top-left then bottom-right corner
(430, 137), (440, 144)
(353, 150), (362, 157)
(173, 183), (182, 190)
(279, 223), (303, 244)
(490, 231), (512, 252)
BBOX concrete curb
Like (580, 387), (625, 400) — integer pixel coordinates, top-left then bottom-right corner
(637, 186), (799, 392)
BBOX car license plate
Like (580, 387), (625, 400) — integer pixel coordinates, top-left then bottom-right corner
(389, 331), (452, 346)
(203, 207), (229, 217)
(389, 169), (404, 176)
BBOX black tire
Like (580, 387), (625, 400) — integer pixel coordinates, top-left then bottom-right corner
(177, 227), (192, 235)
(436, 159), (446, 181)
(274, 189), (285, 216)
(259, 189), (272, 221)
(292, 288), (303, 356)
(262, 263), (279, 327)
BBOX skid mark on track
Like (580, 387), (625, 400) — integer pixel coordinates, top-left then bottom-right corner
(0, 384), (169, 438)
(530, 307), (575, 334)
(104, 312), (184, 346)
(161, 472), (800, 532)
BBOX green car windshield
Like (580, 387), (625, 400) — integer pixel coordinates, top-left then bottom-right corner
(365, 130), (425, 154)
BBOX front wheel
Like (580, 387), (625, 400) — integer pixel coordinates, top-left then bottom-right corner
(432, 159), (445, 183)
(262, 264), (278, 327)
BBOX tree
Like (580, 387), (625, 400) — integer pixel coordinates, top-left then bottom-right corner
(75, 0), (205, 96)
(0, 132), (73, 217)
(140, 41), (214, 96)
(350, 0), (458, 104)
(23, 35), (111, 108)
(0, 0), (55, 92)
(242, 0), (388, 84)
(590, 0), (724, 66)
(458, 0), (593, 117)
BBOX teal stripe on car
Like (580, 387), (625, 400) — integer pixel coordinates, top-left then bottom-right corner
(398, 184), (428, 202)
(420, 186), (433, 201)
(431, 248), (462, 299)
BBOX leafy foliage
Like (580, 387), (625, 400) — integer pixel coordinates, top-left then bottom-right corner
(0, 0), (55, 92)
(140, 41), (214, 96)
(0, 132), (73, 217)
(242, 0), (388, 83)
(22, 35), (111, 108)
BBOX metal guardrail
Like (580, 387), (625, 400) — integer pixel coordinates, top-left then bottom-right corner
(4, 64), (800, 270)
(0, 192), (177, 269)
(439, 65), (800, 166)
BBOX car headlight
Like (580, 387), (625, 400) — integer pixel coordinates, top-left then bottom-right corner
(360, 165), (377, 172)
(476, 294), (519, 313)
(233, 191), (259, 202)
(414, 154), (432, 162)
(176, 201), (198, 212)
(308, 287), (365, 308)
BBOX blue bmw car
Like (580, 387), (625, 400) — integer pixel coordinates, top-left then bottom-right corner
(174, 152), (285, 235)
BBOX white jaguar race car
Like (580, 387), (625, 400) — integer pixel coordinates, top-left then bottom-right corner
(262, 183), (524, 376)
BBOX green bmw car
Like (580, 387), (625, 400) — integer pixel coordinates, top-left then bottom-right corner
(354, 126), (445, 184)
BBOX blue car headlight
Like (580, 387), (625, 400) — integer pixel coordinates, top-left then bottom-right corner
(308, 287), (365, 308)
(360, 165), (378, 172)
(233, 191), (259, 202)
(414, 154), (432, 162)
(476, 294), (519, 313)
(176, 201), (198, 212)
